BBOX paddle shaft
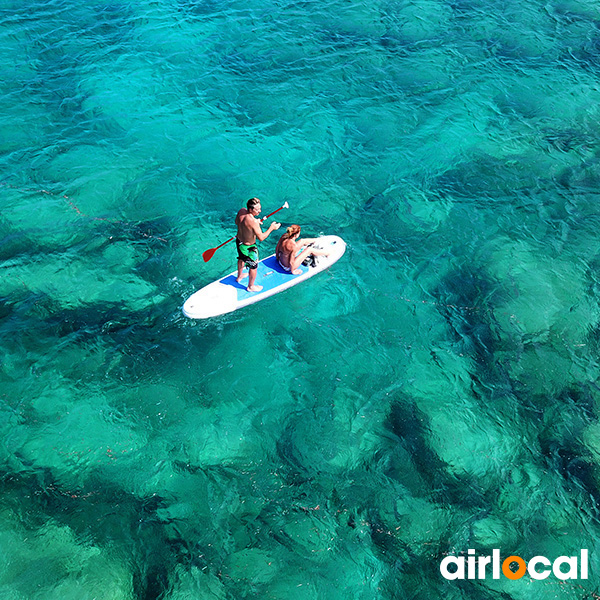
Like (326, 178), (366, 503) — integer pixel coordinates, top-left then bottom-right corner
(260, 203), (288, 222)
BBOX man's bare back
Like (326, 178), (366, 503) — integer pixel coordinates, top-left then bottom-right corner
(235, 208), (260, 245)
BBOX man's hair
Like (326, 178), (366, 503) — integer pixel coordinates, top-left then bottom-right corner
(247, 197), (260, 210)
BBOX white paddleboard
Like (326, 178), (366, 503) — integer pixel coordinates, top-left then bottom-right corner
(183, 235), (346, 319)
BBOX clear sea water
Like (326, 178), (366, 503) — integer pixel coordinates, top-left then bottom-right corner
(1, 0), (600, 598)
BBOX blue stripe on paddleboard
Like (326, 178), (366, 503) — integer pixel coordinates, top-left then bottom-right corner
(219, 256), (309, 301)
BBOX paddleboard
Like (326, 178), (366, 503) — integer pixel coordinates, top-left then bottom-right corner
(183, 235), (346, 319)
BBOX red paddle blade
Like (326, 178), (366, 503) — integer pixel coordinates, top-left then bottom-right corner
(202, 248), (216, 262)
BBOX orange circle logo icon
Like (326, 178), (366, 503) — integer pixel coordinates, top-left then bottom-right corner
(502, 556), (527, 580)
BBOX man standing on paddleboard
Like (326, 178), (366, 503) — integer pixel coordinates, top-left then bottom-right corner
(235, 197), (281, 292)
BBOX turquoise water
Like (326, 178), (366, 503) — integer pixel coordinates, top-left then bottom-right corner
(1, 0), (600, 598)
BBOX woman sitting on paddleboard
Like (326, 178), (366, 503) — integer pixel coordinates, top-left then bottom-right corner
(275, 225), (330, 274)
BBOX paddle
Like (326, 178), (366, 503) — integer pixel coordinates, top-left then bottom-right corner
(202, 201), (289, 263)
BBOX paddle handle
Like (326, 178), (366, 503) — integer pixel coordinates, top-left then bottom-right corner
(261, 202), (288, 222)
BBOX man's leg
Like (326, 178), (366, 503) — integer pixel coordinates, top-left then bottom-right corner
(247, 267), (262, 292)
(236, 259), (248, 282)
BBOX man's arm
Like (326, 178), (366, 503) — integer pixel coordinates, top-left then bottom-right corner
(254, 220), (281, 242)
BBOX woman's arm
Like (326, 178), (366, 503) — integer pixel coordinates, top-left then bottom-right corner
(297, 237), (317, 246)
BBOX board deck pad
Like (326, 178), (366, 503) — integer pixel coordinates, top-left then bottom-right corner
(183, 235), (346, 319)
(220, 256), (309, 301)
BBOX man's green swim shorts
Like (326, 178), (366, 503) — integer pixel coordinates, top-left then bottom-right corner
(236, 238), (259, 270)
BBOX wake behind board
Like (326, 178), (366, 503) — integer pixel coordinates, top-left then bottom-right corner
(183, 235), (346, 319)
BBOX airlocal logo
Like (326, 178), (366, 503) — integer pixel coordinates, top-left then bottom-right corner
(441, 549), (589, 580)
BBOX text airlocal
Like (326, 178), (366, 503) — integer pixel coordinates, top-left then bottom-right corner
(440, 550), (589, 580)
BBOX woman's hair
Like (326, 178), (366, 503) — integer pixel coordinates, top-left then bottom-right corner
(281, 224), (301, 240)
